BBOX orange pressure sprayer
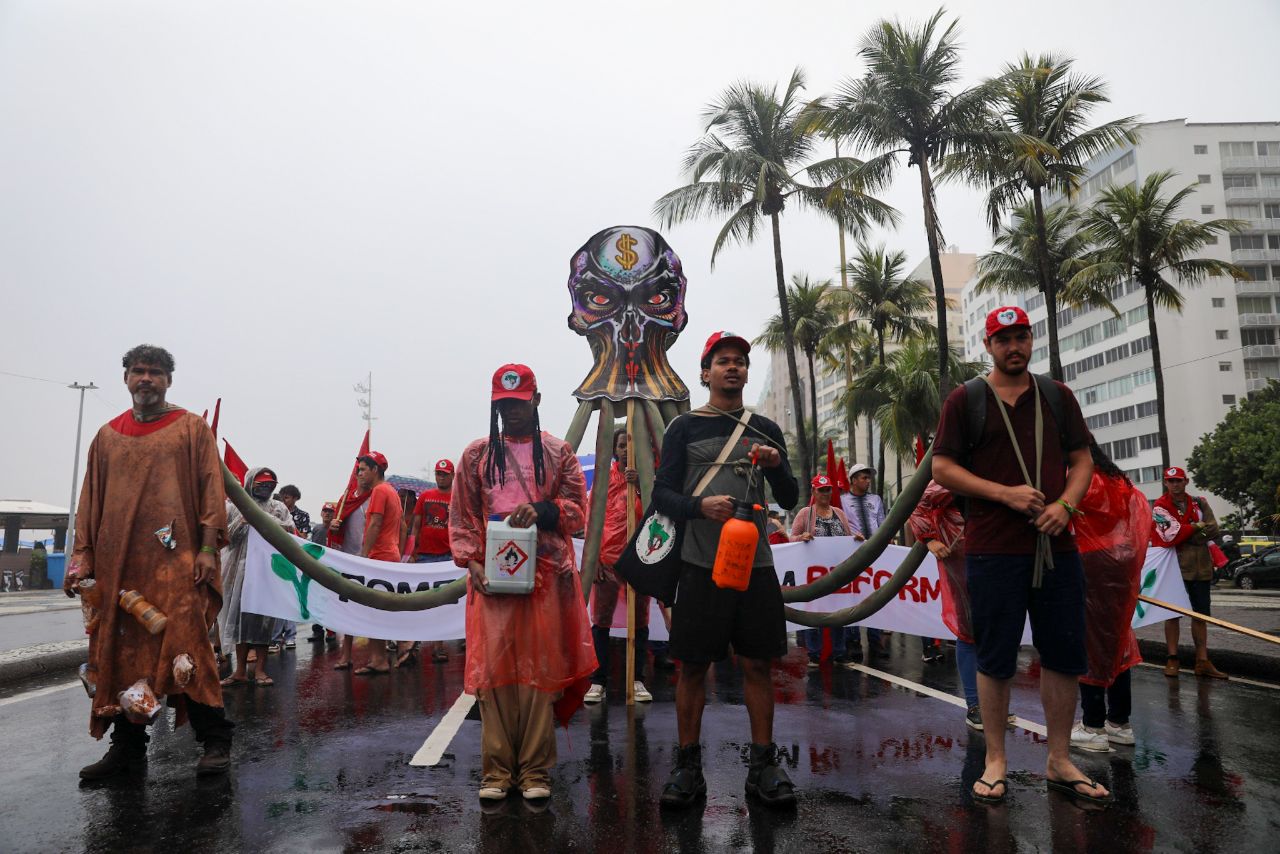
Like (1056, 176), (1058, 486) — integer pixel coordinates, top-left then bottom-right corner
(712, 500), (762, 591)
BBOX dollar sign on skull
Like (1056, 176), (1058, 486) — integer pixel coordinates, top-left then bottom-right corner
(615, 233), (638, 271)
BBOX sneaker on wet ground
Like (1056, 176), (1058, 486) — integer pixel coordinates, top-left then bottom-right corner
(965, 706), (984, 731)
(1105, 721), (1135, 745)
(633, 682), (653, 703)
(478, 787), (508, 800)
(584, 684), (606, 704)
(1070, 721), (1113, 753)
(807, 656), (820, 669)
(522, 786), (550, 800)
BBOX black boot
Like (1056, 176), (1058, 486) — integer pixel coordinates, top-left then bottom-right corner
(660, 743), (706, 808)
(745, 742), (796, 807)
(196, 739), (232, 776)
(79, 718), (148, 780)
(188, 699), (235, 777)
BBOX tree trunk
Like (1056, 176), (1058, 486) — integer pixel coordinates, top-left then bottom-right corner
(843, 360), (858, 465)
(1145, 282), (1171, 471)
(876, 330), (887, 497)
(771, 212), (813, 504)
(865, 414), (874, 469)
(807, 349), (820, 476)
(917, 157), (952, 396)
(1032, 187), (1063, 381)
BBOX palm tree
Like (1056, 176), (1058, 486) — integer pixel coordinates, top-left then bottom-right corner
(756, 275), (842, 475)
(805, 9), (993, 395)
(945, 53), (1139, 379)
(655, 69), (896, 502)
(823, 324), (879, 470)
(849, 333), (984, 499)
(830, 244), (934, 492)
(1073, 171), (1245, 470)
(974, 202), (1121, 342)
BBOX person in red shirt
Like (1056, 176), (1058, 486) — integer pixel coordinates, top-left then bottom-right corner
(336, 451), (402, 675)
(403, 459), (456, 664)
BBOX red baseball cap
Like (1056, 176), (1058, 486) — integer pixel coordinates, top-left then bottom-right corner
(435, 459), (455, 474)
(985, 306), (1032, 339)
(358, 451), (389, 469)
(492, 364), (538, 401)
(321, 502), (337, 512)
(701, 330), (752, 366)
(811, 474), (833, 489)
(252, 469), (278, 484)
(1163, 466), (1188, 481)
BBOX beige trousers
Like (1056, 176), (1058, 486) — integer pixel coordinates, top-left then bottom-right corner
(478, 683), (556, 791)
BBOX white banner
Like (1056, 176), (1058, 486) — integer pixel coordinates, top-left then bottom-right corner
(242, 530), (467, 641)
(1132, 547), (1193, 628)
(242, 530), (1188, 644)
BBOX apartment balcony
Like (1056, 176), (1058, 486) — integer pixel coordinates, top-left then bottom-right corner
(1246, 377), (1278, 393)
(1238, 313), (1280, 327)
(1243, 344), (1280, 359)
(1242, 218), (1280, 231)
(1231, 248), (1280, 263)
(1221, 155), (1280, 171)
(1236, 279), (1280, 296)
(1225, 186), (1280, 202)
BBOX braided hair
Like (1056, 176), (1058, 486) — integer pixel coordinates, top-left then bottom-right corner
(483, 402), (547, 488)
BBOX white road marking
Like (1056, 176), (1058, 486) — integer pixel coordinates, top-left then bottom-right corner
(0, 680), (80, 707)
(1135, 661), (1280, 690)
(850, 663), (1048, 737)
(410, 692), (476, 767)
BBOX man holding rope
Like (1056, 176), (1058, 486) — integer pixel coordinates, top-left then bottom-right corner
(653, 331), (799, 808)
(933, 307), (1109, 807)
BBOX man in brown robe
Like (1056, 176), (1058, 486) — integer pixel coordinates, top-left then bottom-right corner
(65, 344), (235, 779)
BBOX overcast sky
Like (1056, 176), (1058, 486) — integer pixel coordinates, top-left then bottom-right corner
(2, 0), (1276, 518)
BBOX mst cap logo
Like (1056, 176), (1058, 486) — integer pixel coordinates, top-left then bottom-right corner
(1164, 466), (1188, 480)
(637, 512), (677, 565)
(500, 371), (521, 390)
(997, 309), (1018, 325)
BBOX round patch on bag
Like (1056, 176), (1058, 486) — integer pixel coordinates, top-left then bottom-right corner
(636, 512), (677, 565)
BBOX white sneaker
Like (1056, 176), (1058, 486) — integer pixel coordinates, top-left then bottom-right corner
(1105, 720), (1135, 745)
(633, 681), (653, 703)
(478, 787), (508, 800)
(522, 786), (550, 800)
(584, 684), (606, 704)
(1070, 721), (1113, 753)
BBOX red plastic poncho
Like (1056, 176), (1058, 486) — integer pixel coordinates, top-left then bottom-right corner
(907, 481), (972, 643)
(586, 460), (649, 629)
(450, 432), (597, 696)
(1075, 472), (1151, 687)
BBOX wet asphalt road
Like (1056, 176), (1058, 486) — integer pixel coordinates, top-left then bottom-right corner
(1, 635), (1277, 853)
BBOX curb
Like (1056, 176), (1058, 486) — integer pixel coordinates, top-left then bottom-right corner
(1139, 639), (1279, 683)
(0, 639), (89, 687)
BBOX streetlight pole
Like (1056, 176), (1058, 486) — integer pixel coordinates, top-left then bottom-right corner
(65, 382), (98, 554)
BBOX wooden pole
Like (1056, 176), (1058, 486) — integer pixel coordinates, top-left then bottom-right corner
(1138, 594), (1280, 645)
(579, 401), (615, 604)
(625, 400), (638, 706)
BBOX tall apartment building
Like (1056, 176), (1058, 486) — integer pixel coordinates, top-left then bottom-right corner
(960, 118), (1280, 507)
(758, 248), (976, 480)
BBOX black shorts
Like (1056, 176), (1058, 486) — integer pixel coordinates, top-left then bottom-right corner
(966, 551), (1087, 680)
(1183, 579), (1212, 616)
(669, 561), (787, 663)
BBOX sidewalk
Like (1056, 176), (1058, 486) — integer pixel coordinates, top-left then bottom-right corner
(1135, 586), (1280, 681)
(0, 590), (87, 685)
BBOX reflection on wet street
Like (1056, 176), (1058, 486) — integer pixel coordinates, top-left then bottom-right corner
(1, 637), (1276, 852)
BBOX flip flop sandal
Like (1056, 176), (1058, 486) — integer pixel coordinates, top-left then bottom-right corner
(255, 676), (274, 687)
(432, 651), (450, 663)
(395, 650), (418, 668)
(1047, 778), (1112, 806)
(333, 661), (352, 671)
(220, 676), (249, 687)
(354, 666), (390, 676)
(972, 778), (1007, 805)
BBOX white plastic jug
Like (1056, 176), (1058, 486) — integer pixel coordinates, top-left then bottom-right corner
(484, 514), (538, 594)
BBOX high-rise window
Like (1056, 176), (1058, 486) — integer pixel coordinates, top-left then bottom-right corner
(1231, 234), (1265, 250)
(1224, 174), (1258, 188)
(1238, 296), (1274, 313)
(1194, 145), (1208, 155)
(1242, 328), (1277, 345)
(1221, 141), (1256, 157)
(1259, 142), (1280, 156)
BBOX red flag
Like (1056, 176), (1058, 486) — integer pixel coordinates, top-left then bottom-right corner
(328, 429), (372, 547)
(210, 398), (221, 439)
(915, 436), (927, 466)
(223, 439), (249, 486)
(835, 458), (850, 493)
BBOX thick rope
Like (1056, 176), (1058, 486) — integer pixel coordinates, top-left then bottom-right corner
(785, 541), (928, 626)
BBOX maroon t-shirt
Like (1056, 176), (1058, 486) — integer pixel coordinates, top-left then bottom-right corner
(933, 377), (1092, 555)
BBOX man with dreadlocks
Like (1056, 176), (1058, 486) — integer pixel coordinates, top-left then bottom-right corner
(449, 363), (595, 802)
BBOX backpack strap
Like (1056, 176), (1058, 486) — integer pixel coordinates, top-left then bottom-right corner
(1033, 374), (1069, 454)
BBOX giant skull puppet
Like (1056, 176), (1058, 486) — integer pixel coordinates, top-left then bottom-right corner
(567, 226), (690, 402)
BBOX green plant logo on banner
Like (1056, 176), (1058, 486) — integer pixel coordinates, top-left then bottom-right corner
(271, 542), (326, 619)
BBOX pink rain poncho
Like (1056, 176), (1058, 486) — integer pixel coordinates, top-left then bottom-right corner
(1075, 472), (1151, 687)
(450, 432), (596, 696)
(907, 480), (972, 643)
